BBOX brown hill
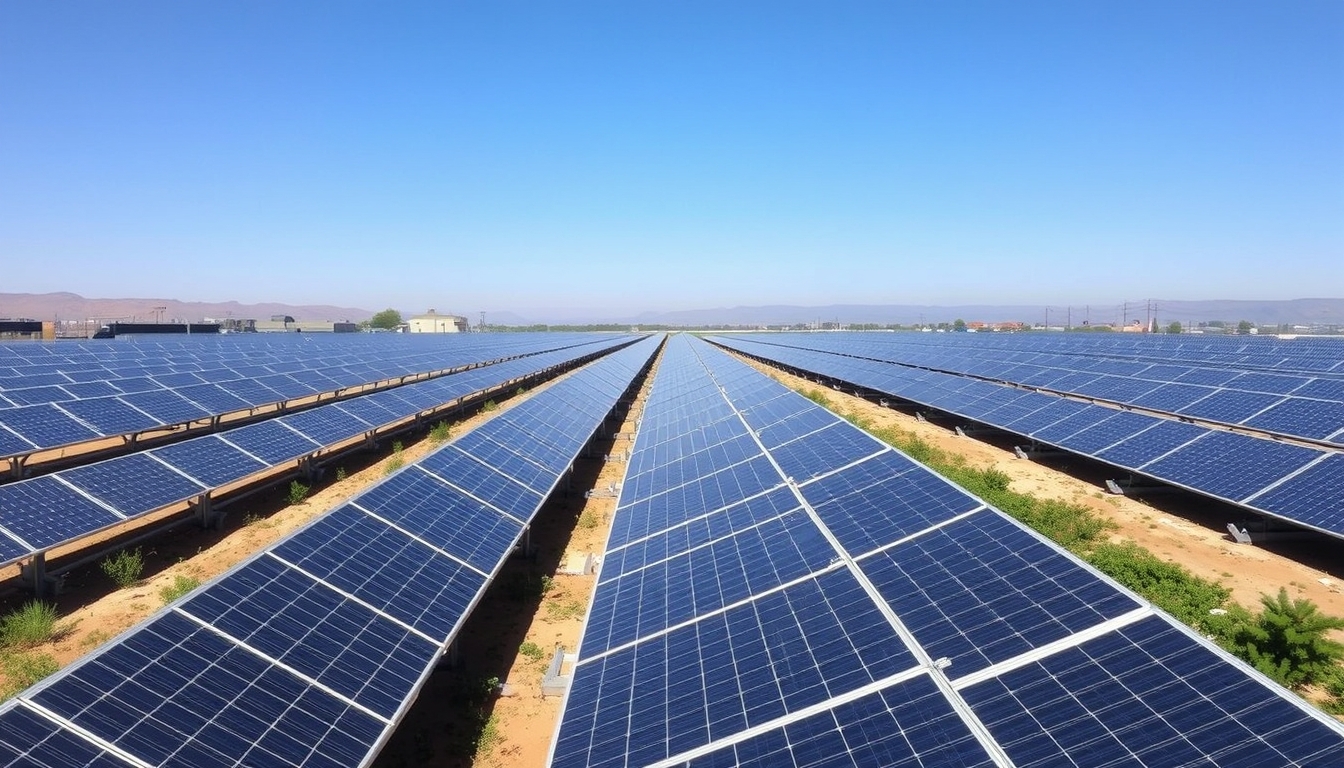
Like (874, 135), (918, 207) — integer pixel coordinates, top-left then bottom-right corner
(0, 292), (373, 323)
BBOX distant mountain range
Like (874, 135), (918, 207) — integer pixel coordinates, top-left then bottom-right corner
(0, 293), (372, 324)
(3, 293), (1341, 329)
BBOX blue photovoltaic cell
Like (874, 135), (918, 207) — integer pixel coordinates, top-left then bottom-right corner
(754, 404), (842, 448)
(1094, 419), (1207, 469)
(452, 430), (558, 493)
(58, 397), (160, 436)
(625, 434), (762, 500)
(1128, 383), (1214, 413)
(1003, 397), (1091, 434)
(553, 570), (915, 768)
(59, 381), (122, 400)
(0, 476), (121, 552)
(1244, 398), (1344, 442)
(0, 404), (101, 448)
(32, 611), (384, 768)
(180, 555), (436, 718)
(152, 372), (206, 388)
(581, 510), (834, 656)
(688, 675), (993, 768)
(1177, 389), (1284, 425)
(417, 446), (544, 519)
(0, 427), (34, 457)
(1250, 455), (1344, 536)
(1226, 372), (1309, 396)
(963, 615), (1344, 768)
(274, 504), (488, 639)
(353, 469), (522, 571)
(218, 420), (320, 465)
(860, 512), (1140, 675)
(1294, 378), (1344, 402)
(174, 384), (253, 414)
(62, 454), (205, 517)
(1053, 410), (1161, 454)
(0, 707), (127, 767)
(107, 376), (163, 395)
(255, 374), (316, 400)
(601, 487), (802, 580)
(769, 421), (883, 483)
(801, 451), (982, 557)
(1, 385), (72, 407)
(610, 455), (784, 549)
(117, 390), (211, 424)
(1029, 406), (1111, 443)
(150, 436), (270, 487)
(333, 397), (404, 428)
(281, 407), (372, 446)
(1143, 432), (1323, 502)
(214, 378), (285, 407)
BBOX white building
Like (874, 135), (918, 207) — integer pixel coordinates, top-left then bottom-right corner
(408, 309), (468, 333)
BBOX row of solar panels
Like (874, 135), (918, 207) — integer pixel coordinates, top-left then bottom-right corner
(0, 335), (663, 767)
(0, 333), (595, 392)
(712, 335), (1344, 540)
(0, 336), (639, 571)
(886, 330), (1344, 375)
(0, 334), (621, 459)
(733, 333), (1344, 446)
(549, 335), (1344, 768)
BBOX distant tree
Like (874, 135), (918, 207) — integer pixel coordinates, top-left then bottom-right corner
(369, 309), (403, 330)
(952, 318), (967, 331)
(1237, 320), (1254, 334)
(1167, 321), (1182, 335)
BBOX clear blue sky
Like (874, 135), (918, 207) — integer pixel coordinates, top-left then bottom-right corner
(3, 2), (1341, 320)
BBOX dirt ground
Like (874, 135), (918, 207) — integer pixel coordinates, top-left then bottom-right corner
(5, 344), (1341, 767)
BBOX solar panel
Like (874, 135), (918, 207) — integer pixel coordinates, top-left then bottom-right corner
(551, 335), (1344, 768)
(0, 335), (664, 768)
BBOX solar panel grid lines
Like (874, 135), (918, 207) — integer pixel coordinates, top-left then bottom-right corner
(551, 335), (1344, 768)
(0, 336), (646, 574)
(710, 334), (1344, 539)
(0, 334), (663, 768)
(0, 703), (146, 768)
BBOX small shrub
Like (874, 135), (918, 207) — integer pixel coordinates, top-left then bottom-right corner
(1224, 588), (1344, 689)
(0, 652), (58, 698)
(0, 602), (58, 647)
(288, 481), (309, 505)
(392, 440), (404, 455)
(101, 548), (144, 589)
(335, 467), (348, 481)
(483, 399), (499, 412)
(1086, 542), (1230, 627)
(429, 421), (452, 443)
(545, 598), (586, 622)
(160, 575), (201, 604)
(519, 641), (545, 661)
(384, 455), (405, 475)
(796, 387), (829, 407)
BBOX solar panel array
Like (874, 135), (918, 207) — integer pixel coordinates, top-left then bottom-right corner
(0, 336), (638, 570)
(711, 334), (1344, 539)
(0, 334), (662, 768)
(549, 334), (1344, 767)
(0, 333), (617, 458)
(721, 332), (1344, 445)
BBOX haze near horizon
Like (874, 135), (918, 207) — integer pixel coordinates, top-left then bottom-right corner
(2, 2), (1340, 317)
